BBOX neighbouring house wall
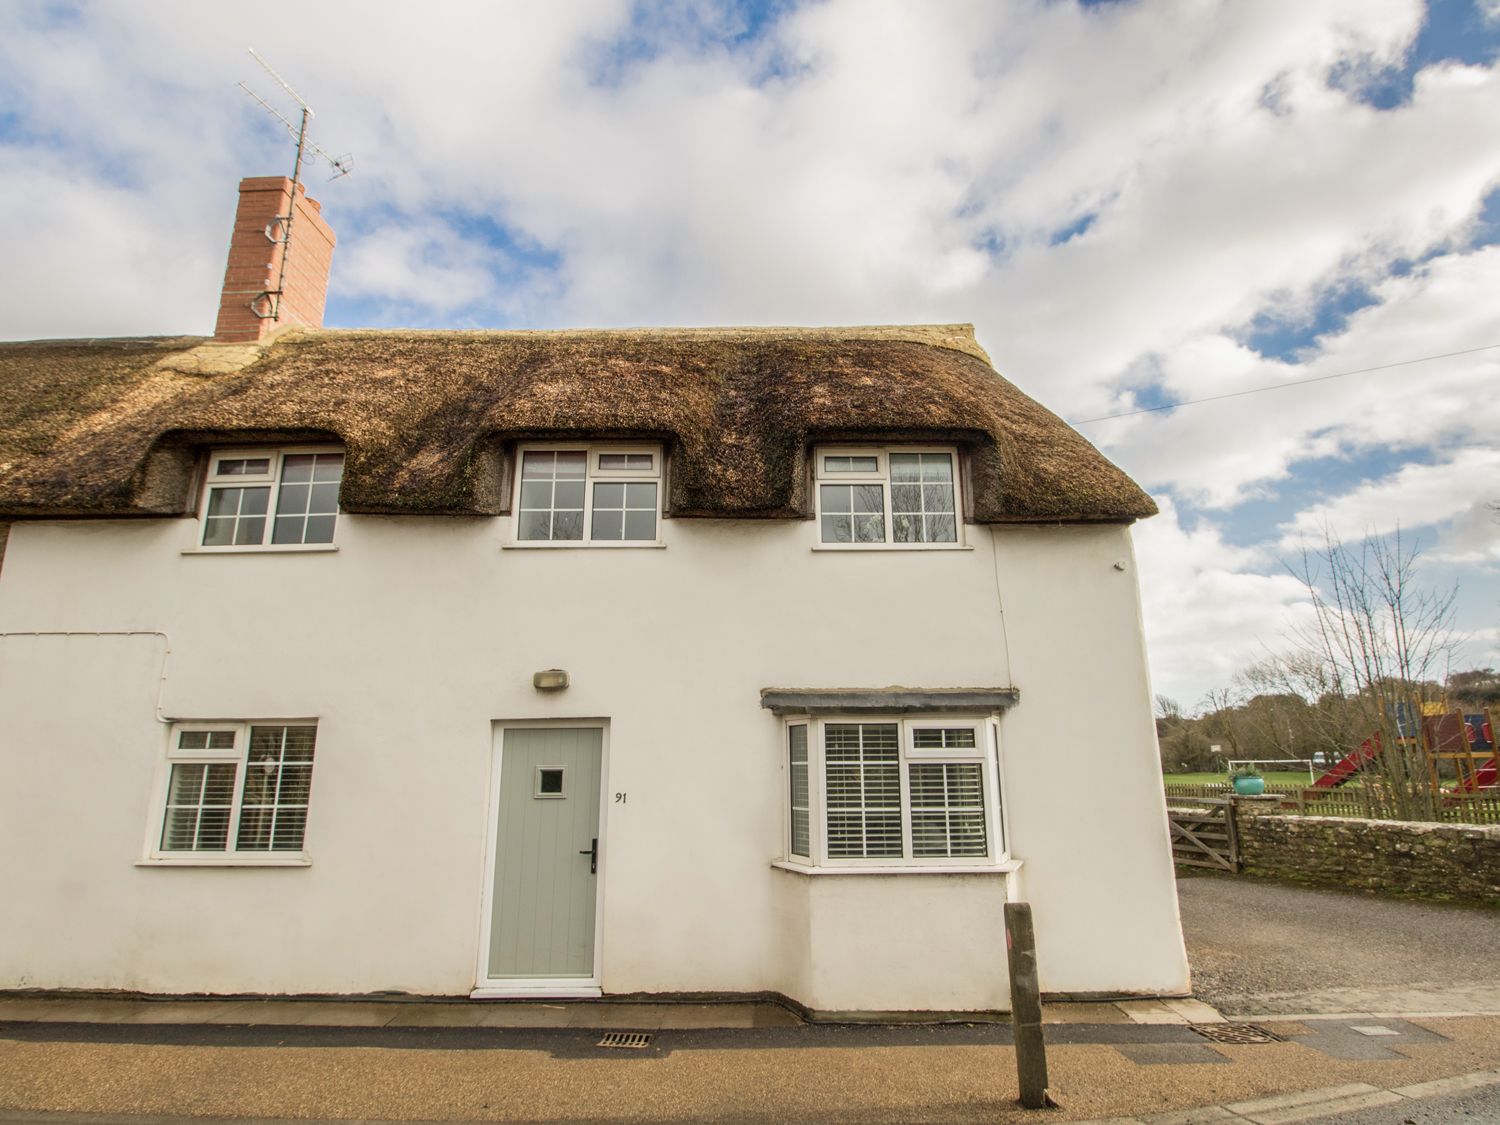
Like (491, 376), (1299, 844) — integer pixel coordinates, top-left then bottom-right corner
(0, 514), (1188, 1007)
(1234, 810), (1500, 906)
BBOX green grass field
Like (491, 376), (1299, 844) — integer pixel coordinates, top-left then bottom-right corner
(1164, 771), (1320, 785)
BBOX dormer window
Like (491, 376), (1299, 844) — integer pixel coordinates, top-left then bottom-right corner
(814, 447), (960, 547)
(513, 445), (662, 546)
(199, 447), (344, 548)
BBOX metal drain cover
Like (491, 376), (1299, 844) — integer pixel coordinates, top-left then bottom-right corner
(597, 1031), (653, 1049)
(1190, 1023), (1284, 1044)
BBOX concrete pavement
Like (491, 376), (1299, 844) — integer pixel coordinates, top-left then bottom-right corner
(4, 996), (1500, 1123)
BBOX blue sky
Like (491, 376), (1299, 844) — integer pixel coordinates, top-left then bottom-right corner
(1, 0), (1497, 706)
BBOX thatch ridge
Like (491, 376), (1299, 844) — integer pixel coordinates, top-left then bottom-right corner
(0, 325), (1155, 523)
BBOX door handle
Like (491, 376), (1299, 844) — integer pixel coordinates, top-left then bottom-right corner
(579, 838), (597, 875)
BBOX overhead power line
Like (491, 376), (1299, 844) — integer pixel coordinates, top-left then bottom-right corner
(1070, 342), (1500, 425)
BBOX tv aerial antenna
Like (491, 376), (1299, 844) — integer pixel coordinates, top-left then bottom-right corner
(236, 48), (352, 324)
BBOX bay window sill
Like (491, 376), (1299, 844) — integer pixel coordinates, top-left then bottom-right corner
(771, 859), (1020, 876)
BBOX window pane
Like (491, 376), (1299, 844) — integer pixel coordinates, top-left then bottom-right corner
(852, 485), (883, 514)
(207, 731), (236, 750)
(233, 516), (266, 546)
(623, 510), (656, 540)
(789, 725), (810, 858)
(269, 516), (304, 545)
(554, 480), (585, 510)
(275, 483), (309, 515)
(926, 515), (957, 543)
(206, 489), (240, 517)
(236, 726), (316, 853)
(517, 511), (551, 540)
(592, 509), (624, 540)
(280, 455), (315, 483)
(889, 453), (921, 482)
(309, 483), (340, 514)
(921, 453), (954, 483)
(302, 515), (336, 544)
(824, 724), (902, 858)
(312, 454), (344, 483)
(555, 451), (587, 477)
(598, 453), (653, 470)
(855, 514), (885, 543)
(821, 484), (852, 515)
(553, 510), (584, 540)
(240, 488), (270, 516)
(521, 452), (555, 479)
(161, 762), (236, 851)
(594, 482), (625, 509)
(179, 731), (209, 751)
(824, 455), (878, 473)
(204, 484), (273, 547)
(913, 728), (978, 750)
(909, 762), (987, 858)
(216, 457), (271, 477)
(821, 513), (852, 543)
(519, 481), (552, 510)
(624, 482), (657, 509)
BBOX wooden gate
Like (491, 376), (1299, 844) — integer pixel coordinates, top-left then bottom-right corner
(1167, 797), (1239, 872)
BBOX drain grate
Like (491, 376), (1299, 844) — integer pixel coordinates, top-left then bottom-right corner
(1190, 1023), (1284, 1045)
(597, 1031), (653, 1049)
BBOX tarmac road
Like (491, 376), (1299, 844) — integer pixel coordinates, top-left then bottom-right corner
(1315, 1081), (1500, 1122)
(1177, 872), (1500, 1017)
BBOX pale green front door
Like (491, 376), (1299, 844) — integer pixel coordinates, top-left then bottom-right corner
(487, 727), (603, 980)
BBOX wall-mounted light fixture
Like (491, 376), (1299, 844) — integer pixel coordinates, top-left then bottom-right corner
(533, 669), (570, 691)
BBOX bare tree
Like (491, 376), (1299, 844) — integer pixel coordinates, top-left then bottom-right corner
(1267, 528), (1459, 819)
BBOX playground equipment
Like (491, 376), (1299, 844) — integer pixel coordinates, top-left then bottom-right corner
(1308, 709), (1497, 792)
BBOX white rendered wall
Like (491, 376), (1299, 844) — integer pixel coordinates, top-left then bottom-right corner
(0, 511), (1188, 1007)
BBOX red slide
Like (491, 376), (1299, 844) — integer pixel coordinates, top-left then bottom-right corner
(1311, 735), (1379, 789)
(1454, 756), (1498, 793)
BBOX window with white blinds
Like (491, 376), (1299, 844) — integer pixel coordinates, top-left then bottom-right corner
(150, 722), (318, 862)
(786, 717), (1001, 867)
(788, 724), (811, 859)
(824, 723), (903, 858)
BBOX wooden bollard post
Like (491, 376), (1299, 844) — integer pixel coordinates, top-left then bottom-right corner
(1005, 901), (1051, 1109)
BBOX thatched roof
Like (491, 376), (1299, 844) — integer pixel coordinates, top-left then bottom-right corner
(0, 325), (1155, 523)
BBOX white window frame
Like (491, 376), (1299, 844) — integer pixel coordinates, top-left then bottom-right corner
(507, 443), (665, 548)
(194, 445), (344, 552)
(140, 720), (319, 867)
(812, 445), (965, 550)
(781, 715), (1006, 870)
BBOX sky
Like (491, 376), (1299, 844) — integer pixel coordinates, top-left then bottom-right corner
(1, 0), (1497, 710)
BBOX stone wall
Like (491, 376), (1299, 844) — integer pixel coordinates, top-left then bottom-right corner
(1232, 805), (1500, 906)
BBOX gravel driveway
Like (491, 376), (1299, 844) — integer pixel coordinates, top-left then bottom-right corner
(1177, 872), (1500, 1017)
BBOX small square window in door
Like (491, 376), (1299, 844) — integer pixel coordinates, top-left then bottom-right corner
(535, 766), (566, 798)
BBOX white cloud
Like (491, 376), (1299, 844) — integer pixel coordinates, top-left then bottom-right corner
(1134, 499), (1313, 706)
(1278, 449), (1500, 559)
(335, 222), (501, 313)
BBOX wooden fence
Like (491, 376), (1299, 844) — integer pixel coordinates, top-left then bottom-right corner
(1163, 782), (1500, 825)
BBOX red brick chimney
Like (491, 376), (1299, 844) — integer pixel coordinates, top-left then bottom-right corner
(213, 176), (336, 343)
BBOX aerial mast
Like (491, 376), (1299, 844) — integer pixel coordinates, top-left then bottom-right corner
(236, 48), (351, 324)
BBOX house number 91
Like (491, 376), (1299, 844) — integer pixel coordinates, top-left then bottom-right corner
(615, 792), (627, 804)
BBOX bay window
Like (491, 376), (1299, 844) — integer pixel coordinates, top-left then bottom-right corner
(784, 717), (1003, 868)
